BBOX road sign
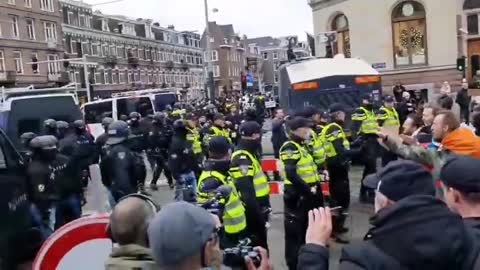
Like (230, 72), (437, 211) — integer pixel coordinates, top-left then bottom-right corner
(316, 31), (337, 44)
(372, 62), (387, 70)
(33, 215), (112, 270)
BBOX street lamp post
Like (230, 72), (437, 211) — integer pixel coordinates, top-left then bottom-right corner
(204, 0), (215, 100)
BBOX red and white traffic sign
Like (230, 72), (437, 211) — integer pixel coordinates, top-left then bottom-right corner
(33, 215), (112, 270)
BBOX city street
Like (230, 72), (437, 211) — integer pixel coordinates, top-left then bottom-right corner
(83, 117), (373, 270)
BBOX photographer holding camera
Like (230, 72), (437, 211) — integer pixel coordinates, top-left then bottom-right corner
(147, 201), (272, 270)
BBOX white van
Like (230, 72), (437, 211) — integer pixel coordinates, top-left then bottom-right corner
(0, 86), (83, 149)
(82, 89), (177, 138)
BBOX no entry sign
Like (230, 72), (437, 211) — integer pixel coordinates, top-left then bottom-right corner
(33, 215), (112, 270)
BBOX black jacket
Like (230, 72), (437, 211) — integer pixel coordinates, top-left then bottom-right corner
(298, 196), (480, 270)
(456, 88), (471, 109)
(168, 133), (198, 179)
(271, 119), (288, 157)
(147, 125), (172, 159)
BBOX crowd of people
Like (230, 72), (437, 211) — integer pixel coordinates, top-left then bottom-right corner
(8, 83), (480, 269)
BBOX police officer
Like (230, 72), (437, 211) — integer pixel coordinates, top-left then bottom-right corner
(148, 112), (174, 190)
(20, 132), (37, 163)
(197, 136), (247, 247)
(322, 103), (359, 243)
(203, 113), (232, 148)
(377, 95), (400, 166)
(128, 112), (148, 153)
(185, 113), (204, 179)
(226, 105), (242, 144)
(351, 94), (380, 203)
(229, 121), (269, 249)
(100, 121), (146, 203)
(300, 107), (327, 171)
(279, 117), (323, 270)
(28, 135), (80, 232)
(56, 121), (69, 140)
(169, 119), (199, 201)
(43, 119), (57, 137)
(95, 117), (114, 160)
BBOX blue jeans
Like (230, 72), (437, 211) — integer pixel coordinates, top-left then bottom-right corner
(174, 171), (197, 202)
(55, 194), (82, 229)
(30, 204), (54, 239)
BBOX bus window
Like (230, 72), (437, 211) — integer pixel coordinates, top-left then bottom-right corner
(84, 101), (113, 124)
(116, 97), (153, 119)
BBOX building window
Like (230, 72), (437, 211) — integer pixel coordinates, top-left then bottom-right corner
(24, 0), (31, 8)
(263, 52), (268, 60)
(138, 48), (144, 60)
(468, 14), (479, 36)
(44, 22), (57, 41)
(26, 18), (35, 40)
(11, 16), (19, 39)
(31, 53), (39, 73)
(110, 45), (117, 56)
(92, 43), (100, 56)
(47, 54), (59, 74)
(120, 70), (127, 84)
(0, 51), (5, 72)
(102, 44), (109, 56)
(79, 15), (86, 27)
(134, 70), (140, 82)
(95, 69), (102, 84)
(274, 73), (279, 83)
(104, 70), (109, 84)
(117, 46), (124, 58)
(211, 50), (218, 61)
(13, 51), (23, 74)
(213, 65), (220, 77)
(331, 14), (350, 58)
(112, 70), (119, 84)
(273, 52), (278, 59)
(67, 12), (74, 25)
(40, 0), (54, 12)
(392, 1), (427, 67)
(127, 71), (132, 83)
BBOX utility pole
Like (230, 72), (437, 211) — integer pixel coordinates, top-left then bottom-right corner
(204, 0), (215, 100)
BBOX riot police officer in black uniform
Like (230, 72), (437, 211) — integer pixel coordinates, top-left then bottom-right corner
(43, 119), (57, 137)
(56, 121), (69, 140)
(27, 135), (80, 232)
(20, 132), (37, 163)
(169, 119), (199, 201)
(148, 112), (174, 190)
(100, 121), (146, 202)
(128, 112), (148, 153)
(95, 117), (114, 160)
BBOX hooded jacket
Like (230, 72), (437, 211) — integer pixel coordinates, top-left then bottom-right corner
(341, 196), (479, 270)
(297, 196), (480, 270)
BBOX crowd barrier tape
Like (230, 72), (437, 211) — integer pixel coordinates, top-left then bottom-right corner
(262, 159), (331, 197)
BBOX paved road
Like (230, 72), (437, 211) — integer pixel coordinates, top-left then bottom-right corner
(85, 118), (373, 270)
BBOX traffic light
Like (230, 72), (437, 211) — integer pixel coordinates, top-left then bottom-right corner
(457, 57), (466, 72)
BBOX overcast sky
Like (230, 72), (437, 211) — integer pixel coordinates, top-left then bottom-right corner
(86, 0), (313, 40)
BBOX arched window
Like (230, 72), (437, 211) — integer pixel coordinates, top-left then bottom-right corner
(392, 1), (427, 66)
(331, 14), (350, 57)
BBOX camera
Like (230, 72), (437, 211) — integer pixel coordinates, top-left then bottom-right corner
(223, 238), (261, 269)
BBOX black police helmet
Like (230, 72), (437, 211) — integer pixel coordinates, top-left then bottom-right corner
(101, 117), (114, 128)
(30, 135), (57, 150)
(20, 132), (37, 145)
(73, 120), (86, 130)
(106, 120), (129, 145)
(153, 112), (165, 122)
(56, 121), (69, 130)
(129, 112), (141, 120)
(44, 119), (57, 129)
(173, 119), (187, 130)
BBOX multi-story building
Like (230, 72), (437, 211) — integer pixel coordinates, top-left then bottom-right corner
(245, 36), (310, 92)
(201, 22), (246, 95)
(309, 0), (464, 96)
(60, 0), (204, 99)
(0, 0), (67, 87)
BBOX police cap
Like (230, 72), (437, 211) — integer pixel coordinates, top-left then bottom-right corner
(384, 95), (395, 103)
(208, 136), (231, 156)
(73, 120), (86, 129)
(106, 120), (129, 145)
(20, 132), (37, 144)
(30, 135), (58, 150)
(328, 103), (346, 114)
(287, 117), (311, 131)
(129, 112), (141, 120)
(240, 121), (262, 137)
(213, 113), (225, 121)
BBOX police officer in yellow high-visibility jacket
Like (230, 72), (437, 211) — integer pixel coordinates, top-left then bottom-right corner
(203, 113), (232, 151)
(185, 113), (204, 178)
(377, 95), (400, 167)
(280, 117), (323, 270)
(197, 136), (247, 247)
(351, 94), (380, 203)
(322, 103), (359, 244)
(299, 107), (327, 170)
(229, 121), (269, 249)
